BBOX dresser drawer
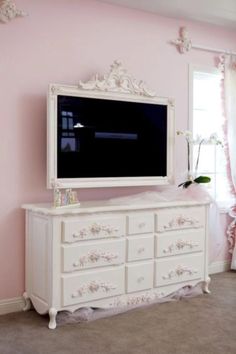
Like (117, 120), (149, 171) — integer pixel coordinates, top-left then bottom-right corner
(126, 262), (153, 293)
(62, 267), (125, 306)
(156, 206), (205, 233)
(127, 235), (154, 262)
(62, 239), (125, 272)
(155, 253), (204, 287)
(127, 213), (154, 235)
(62, 215), (125, 243)
(155, 229), (204, 258)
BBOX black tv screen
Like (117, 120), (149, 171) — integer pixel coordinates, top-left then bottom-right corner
(57, 95), (167, 179)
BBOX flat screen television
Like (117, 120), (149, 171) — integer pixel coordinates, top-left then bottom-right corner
(47, 81), (174, 189)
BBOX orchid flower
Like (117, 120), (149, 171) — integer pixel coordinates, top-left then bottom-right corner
(176, 130), (222, 188)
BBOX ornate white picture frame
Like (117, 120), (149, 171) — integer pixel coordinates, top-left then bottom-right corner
(47, 60), (175, 189)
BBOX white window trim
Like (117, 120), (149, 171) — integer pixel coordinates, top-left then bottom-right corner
(188, 64), (229, 214)
(188, 63), (221, 137)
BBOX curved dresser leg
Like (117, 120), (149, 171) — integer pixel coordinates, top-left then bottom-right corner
(202, 276), (211, 294)
(22, 292), (31, 311)
(48, 308), (57, 329)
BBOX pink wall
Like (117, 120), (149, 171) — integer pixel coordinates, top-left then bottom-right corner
(0, 0), (236, 300)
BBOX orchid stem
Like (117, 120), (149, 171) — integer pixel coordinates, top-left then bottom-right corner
(187, 140), (190, 176)
(194, 139), (204, 176)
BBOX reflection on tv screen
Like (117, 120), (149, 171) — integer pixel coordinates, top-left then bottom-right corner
(57, 95), (167, 178)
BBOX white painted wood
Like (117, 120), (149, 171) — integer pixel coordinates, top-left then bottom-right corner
(31, 216), (49, 303)
(48, 308), (57, 330)
(47, 61), (175, 189)
(62, 239), (125, 272)
(5, 258), (229, 317)
(22, 199), (209, 215)
(203, 203), (210, 288)
(126, 261), (153, 293)
(62, 267), (125, 306)
(155, 253), (204, 287)
(23, 199), (210, 329)
(156, 206), (205, 232)
(25, 211), (31, 306)
(78, 60), (156, 97)
(127, 212), (154, 235)
(50, 217), (62, 313)
(155, 229), (204, 258)
(62, 215), (125, 243)
(127, 235), (154, 262)
(202, 276), (211, 294)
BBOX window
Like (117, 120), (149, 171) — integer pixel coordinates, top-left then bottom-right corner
(190, 66), (232, 207)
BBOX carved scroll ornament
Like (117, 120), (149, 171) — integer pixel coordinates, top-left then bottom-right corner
(0, 0), (27, 23)
(79, 60), (156, 97)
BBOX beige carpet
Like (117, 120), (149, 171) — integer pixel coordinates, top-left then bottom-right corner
(0, 272), (235, 354)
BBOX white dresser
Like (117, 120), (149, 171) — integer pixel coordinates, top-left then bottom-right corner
(22, 199), (210, 329)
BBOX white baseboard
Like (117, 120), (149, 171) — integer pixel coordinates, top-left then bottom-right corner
(209, 260), (231, 274)
(0, 297), (24, 316)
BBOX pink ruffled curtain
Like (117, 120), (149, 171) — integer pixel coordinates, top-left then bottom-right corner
(224, 62), (236, 269)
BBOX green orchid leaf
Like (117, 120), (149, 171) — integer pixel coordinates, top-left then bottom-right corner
(194, 176), (211, 184)
(178, 180), (193, 188)
(183, 180), (193, 188)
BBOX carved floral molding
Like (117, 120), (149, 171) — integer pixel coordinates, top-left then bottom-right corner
(162, 265), (198, 280)
(72, 222), (119, 239)
(163, 239), (199, 254)
(111, 290), (165, 308)
(73, 249), (119, 267)
(71, 280), (117, 298)
(0, 0), (27, 23)
(162, 215), (199, 231)
(78, 60), (156, 97)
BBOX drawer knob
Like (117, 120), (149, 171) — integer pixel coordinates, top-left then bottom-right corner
(137, 276), (145, 283)
(73, 261), (80, 267)
(138, 222), (146, 228)
(138, 246), (145, 254)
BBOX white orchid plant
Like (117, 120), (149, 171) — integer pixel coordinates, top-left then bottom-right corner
(177, 130), (222, 188)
